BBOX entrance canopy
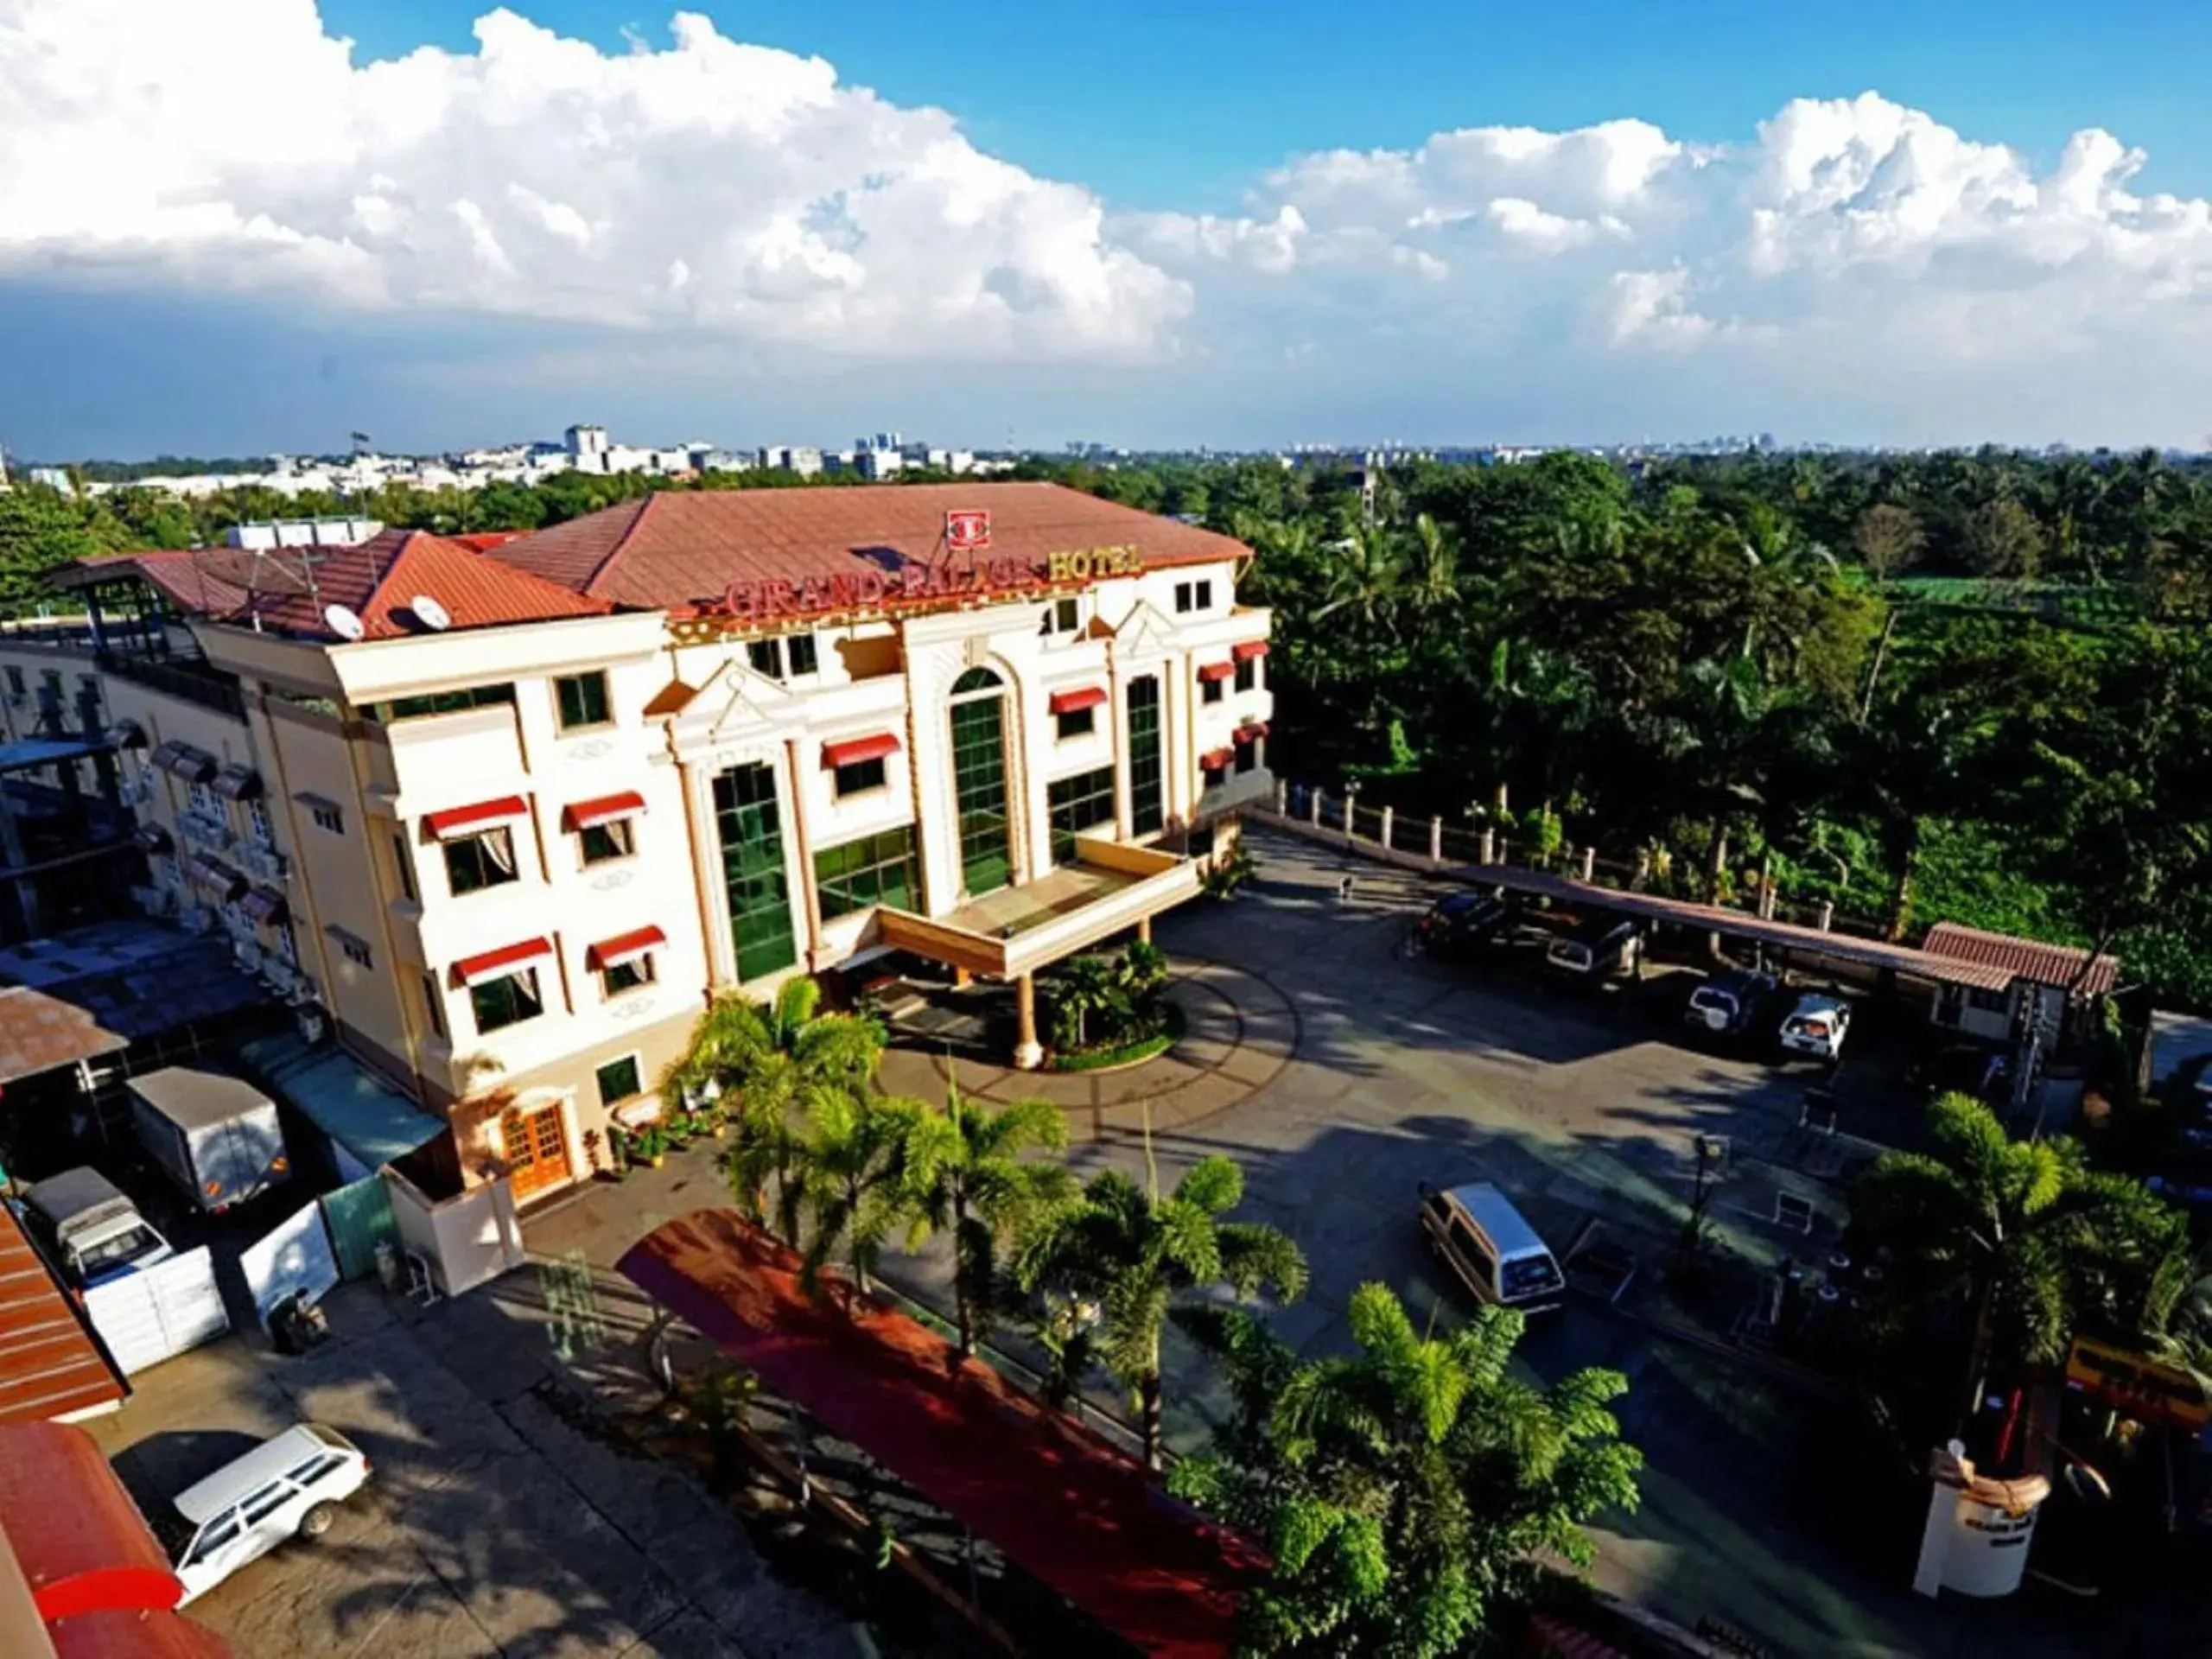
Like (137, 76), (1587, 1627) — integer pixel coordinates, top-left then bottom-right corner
(620, 1209), (1261, 1658)
(876, 836), (1199, 981)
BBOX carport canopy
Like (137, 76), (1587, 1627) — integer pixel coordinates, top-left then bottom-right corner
(1458, 865), (2018, 994)
(237, 1030), (444, 1173)
(620, 1209), (1262, 1659)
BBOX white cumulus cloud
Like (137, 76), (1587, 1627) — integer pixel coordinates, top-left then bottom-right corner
(0, 0), (1188, 359)
(8, 4), (2212, 442)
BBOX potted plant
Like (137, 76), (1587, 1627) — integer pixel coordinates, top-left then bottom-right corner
(632, 1124), (669, 1170)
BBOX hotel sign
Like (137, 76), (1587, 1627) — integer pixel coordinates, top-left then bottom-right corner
(702, 543), (1144, 626)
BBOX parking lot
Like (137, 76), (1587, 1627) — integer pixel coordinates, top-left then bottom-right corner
(942, 827), (2120, 1659)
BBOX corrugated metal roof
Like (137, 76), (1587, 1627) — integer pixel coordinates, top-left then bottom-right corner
(1458, 866), (2021, 992)
(236, 1031), (443, 1173)
(1922, 921), (2119, 998)
(0, 1210), (125, 1427)
(488, 481), (1251, 611)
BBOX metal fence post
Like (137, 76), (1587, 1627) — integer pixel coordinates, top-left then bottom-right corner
(1309, 788), (1323, 829)
(1580, 845), (1596, 881)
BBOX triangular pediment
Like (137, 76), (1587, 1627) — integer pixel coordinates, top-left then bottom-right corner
(668, 658), (800, 751)
(1111, 597), (1177, 658)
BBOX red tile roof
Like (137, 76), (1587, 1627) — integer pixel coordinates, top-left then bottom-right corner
(65, 530), (608, 643)
(486, 482), (1251, 611)
(1921, 922), (2120, 998)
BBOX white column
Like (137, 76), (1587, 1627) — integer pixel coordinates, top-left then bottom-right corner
(1427, 816), (1443, 864)
(1379, 805), (1394, 852)
(1580, 845), (1596, 881)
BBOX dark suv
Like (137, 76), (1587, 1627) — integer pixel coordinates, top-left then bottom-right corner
(1685, 969), (1781, 1041)
(1418, 892), (1517, 959)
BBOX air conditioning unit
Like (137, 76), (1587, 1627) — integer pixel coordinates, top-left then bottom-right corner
(179, 906), (213, 934)
(232, 941), (263, 972)
(131, 885), (169, 917)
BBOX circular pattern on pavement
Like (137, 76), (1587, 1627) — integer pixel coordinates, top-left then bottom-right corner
(884, 957), (1301, 1145)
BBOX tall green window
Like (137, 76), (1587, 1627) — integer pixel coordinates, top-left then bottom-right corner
(949, 668), (1012, 897)
(713, 762), (797, 981)
(1126, 675), (1163, 836)
(816, 825), (919, 919)
(1047, 766), (1117, 864)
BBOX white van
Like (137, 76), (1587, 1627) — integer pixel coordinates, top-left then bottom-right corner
(168, 1424), (371, 1605)
(1419, 1181), (1566, 1314)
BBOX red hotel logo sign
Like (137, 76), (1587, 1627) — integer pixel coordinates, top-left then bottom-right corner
(945, 508), (991, 550)
(705, 543), (1143, 625)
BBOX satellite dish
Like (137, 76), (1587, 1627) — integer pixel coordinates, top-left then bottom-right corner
(411, 594), (452, 632)
(323, 603), (366, 642)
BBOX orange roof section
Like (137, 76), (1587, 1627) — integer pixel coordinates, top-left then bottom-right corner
(65, 530), (608, 643)
(0, 1210), (126, 1427)
(487, 481), (1251, 610)
(1921, 921), (2120, 998)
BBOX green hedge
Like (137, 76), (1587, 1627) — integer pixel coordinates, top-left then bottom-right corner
(1047, 1003), (1186, 1072)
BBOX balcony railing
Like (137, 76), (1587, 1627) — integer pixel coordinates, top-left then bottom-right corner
(95, 652), (247, 721)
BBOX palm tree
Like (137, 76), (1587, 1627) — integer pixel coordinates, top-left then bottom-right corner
(1016, 1154), (1307, 1468)
(1170, 1285), (1641, 1656)
(795, 1086), (925, 1297)
(1854, 1093), (2184, 1425)
(667, 980), (883, 1246)
(900, 1073), (1074, 1357)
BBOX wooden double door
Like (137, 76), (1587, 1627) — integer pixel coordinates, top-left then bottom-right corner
(499, 1101), (573, 1202)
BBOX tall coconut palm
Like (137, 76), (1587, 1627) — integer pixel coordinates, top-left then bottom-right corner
(794, 1086), (925, 1297)
(1854, 1093), (2184, 1424)
(666, 980), (883, 1247)
(1170, 1285), (1641, 1657)
(900, 1074), (1074, 1358)
(1016, 1154), (1307, 1468)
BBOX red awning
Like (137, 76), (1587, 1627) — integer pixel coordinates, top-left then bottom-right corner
(563, 791), (645, 832)
(1200, 748), (1235, 771)
(823, 732), (900, 769)
(1048, 686), (1108, 715)
(1196, 661), (1235, 683)
(587, 925), (666, 970)
(1236, 721), (1269, 742)
(620, 1211), (1262, 1659)
(0, 1423), (181, 1621)
(1230, 640), (1268, 662)
(450, 937), (551, 987)
(423, 797), (529, 840)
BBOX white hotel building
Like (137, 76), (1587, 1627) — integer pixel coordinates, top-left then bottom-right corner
(19, 485), (1273, 1204)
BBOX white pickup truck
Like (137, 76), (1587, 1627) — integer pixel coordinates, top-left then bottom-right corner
(20, 1166), (175, 1288)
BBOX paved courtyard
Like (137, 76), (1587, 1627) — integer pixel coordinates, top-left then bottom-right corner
(79, 1270), (872, 1657)
(876, 827), (2141, 1659)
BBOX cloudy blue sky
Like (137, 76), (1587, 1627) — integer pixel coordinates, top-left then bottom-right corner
(9, 0), (2212, 459)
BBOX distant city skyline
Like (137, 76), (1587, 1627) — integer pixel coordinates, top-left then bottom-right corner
(10, 2), (2212, 454)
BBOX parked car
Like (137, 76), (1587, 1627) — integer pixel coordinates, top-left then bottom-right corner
(165, 1424), (371, 1605)
(1544, 914), (1642, 981)
(1780, 994), (1853, 1061)
(1417, 891), (1517, 958)
(1418, 1180), (1566, 1314)
(18, 1167), (175, 1288)
(128, 1066), (289, 1215)
(1685, 969), (1781, 1040)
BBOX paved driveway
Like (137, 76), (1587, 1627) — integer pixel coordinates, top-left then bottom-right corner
(80, 1275), (862, 1658)
(873, 827), (2131, 1659)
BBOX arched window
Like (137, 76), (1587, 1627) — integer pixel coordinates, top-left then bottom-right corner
(948, 670), (1011, 895)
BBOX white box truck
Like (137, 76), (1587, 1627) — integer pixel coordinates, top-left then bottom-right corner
(128, 1066), (290, 1214)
